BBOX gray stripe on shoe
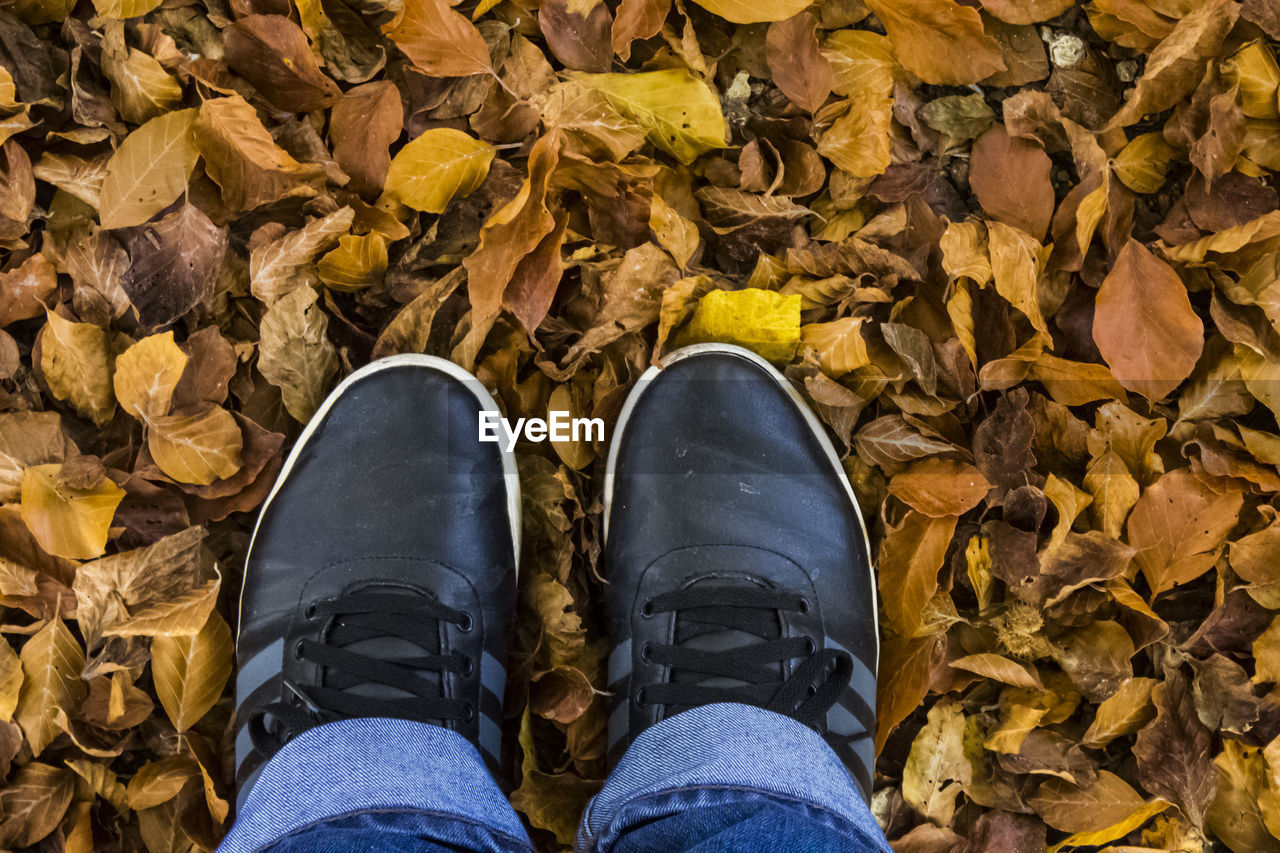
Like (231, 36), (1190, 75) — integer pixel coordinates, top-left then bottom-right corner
(608, 638), (632, 682)
(236, 638), (283, 706)
(481, 651), (505, 701)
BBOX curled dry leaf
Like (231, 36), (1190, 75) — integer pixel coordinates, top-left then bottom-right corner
(194, 94), (325, 211)
(257, 284), (339, 423)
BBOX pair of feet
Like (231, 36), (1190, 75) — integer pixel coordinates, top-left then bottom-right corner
(233, 344), (879, 806)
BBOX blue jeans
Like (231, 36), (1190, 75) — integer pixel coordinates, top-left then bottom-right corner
(216, 703), (891, 853)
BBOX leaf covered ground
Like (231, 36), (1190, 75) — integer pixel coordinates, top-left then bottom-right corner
(1, 0), (1280, 849)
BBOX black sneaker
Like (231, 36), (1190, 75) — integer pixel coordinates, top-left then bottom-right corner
(602, 343), (878, 799)
(232, 355), (520, 802)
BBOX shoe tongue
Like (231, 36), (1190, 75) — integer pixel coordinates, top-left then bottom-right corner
(325, 586), (443, 702)
(671, 576), (783, 692)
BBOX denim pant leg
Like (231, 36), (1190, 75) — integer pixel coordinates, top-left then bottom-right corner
(576, 703), (891, 853)
(216, 718), (533, 853)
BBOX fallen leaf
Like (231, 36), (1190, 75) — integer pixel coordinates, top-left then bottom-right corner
(193, 94), (325, 211)
(257, 285), (339, 423)
(864, 0), (1006, 86)
(969, 126), (1054, 240)
(903, 698), (970, 826)
(878, 509), (957, 639)
(112, 331), (186, 422)
(382, 128), (496, 214)
(383, 0), (492, 77)
(116, 203), (228, 329)
(1093, 240), (1204, 401)
(1127, 468), (1242, 596)
(13, 619), (85, 756)
(572, 69), (728, 165)
(1133, 671), (1217, 830)
(151, 610), (232, 732)
(224, 15), (342, 114)
(149, 405), (243, 486)
(765, 11), (833, 113)
(20, 462), (124, 559)
(249, 207), (354, 304)
(97, 108), (197, 229)
(678, 288), (800, 363)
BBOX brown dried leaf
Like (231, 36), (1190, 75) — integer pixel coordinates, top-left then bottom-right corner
(864, 0), (1005, 86)
(1133, 671), (1217, 830)
(224, 15), (342, 114)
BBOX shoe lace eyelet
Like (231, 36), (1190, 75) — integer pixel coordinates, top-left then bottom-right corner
(804, 638), (816, 656)
(461, 658), (474, 677)
(635, 687), (650, 708)
(640, 642), (653, 663)
(640, 599), (655, 618)
(293, 640), (306, 660)
(463, 703), (475, 723)
(798, 597), (811, 614)
(304, 603), (319, 620)
(806, 684), (818, 697)
(457, 613), (474, 633)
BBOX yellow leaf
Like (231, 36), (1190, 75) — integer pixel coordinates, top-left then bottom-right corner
(126, 757), (200, 810)
(940, 219), (992, 286)
(102, 36), (185, 125)
(1050, 800), (1169, 850)
(1224, 40), (1280, 119)
(817, 91), (893, 177)
(317, 232), (389, 291)
(148, 406), (243, 486)
(0, 635), (22, 721)
(97, 108), (198, 228)
(151, 610), (233, 732)
(7, 0), (74, 24)
(14, 619), (85, 756)
(1113, 132), (1181, 194)
(1240, 342), (1280, 422)
(801, 317), (870, 376)
(20, 463), (124, 560)
(902, 698), (970, 826)
(677, 288), (801, 363)
(822, 30), (895, 99)
(572, 69), (728, 165)
(686, 0), (809, 23)
(382, 129), (495, 214)
(92, 0), (161, 17)
(649, 192), (700, 270)
(40, 312), (116, 426)
(988, 221), (1049, 335)
(112, 332), (187, 422)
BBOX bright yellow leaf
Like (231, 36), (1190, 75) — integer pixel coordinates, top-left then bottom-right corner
(20, 463), (124, 560)
(382, 129), (495, 214)
(112, 332), (187, 422)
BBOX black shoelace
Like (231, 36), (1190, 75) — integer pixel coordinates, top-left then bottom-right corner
(636, 585), (853, 728)
(248, 589), (475, 758)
